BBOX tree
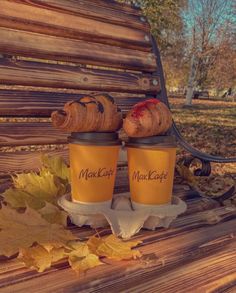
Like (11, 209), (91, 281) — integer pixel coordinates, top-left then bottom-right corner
(184, 0), (235, 105)
(208, 22), (236, 97)
(118, 0), (188, 90)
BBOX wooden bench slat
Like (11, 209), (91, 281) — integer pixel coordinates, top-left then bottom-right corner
(0, 148), (127, 194)
(0, 123), (67, 146)
(119, 243), (236, 293)
(184, 197), (221, 216)
(26, 0), (144, 17)
(0, 218), (235, 293)
(15, 0), (149, 31)
(0, 28), (156, 72)
(0, 0), (151, 51)
(0, 148), (126, 173)
(0, 59), (160, 94)
(0, 149), (69, 175)
(0, 90), (147, 117)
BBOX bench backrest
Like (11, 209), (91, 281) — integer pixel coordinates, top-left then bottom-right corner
(0, 0), (163, 187)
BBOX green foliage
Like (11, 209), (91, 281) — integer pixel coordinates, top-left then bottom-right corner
(119, 0), (189, 90)
(118, 0), (187, 51)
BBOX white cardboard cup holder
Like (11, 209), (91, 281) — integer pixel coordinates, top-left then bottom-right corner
(58, 193), (187, 239)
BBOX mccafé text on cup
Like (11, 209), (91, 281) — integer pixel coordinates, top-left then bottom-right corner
(68, 132), (120, 204)
(126, 136), (177, 206)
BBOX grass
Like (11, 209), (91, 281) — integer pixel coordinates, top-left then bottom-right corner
(170, 97), (236, 204)
(170, 98), (236, 158)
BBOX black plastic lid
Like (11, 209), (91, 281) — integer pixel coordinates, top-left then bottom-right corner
(126, 135), (176, 148)
(68, 132), (121, 146)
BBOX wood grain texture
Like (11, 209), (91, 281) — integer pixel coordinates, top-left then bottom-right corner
(0, 147), (124, 173)
(0, 123), (68, 146)
(0, 28), (156, 72)
(125, 243), (236, 293)
(0, 214), (235, 293)
(13, 0), (143, 16)
(0, 0), (151, 51)
(184, 197), (220, 215)
(0, 59), (160, 93)
(27, 0), (149, 31)
(0, 149), (69, 175)
(0, 90), (148, 117)
(0, 143), (200, 197)
(40, 0), (143, 16)
(0, 148), (129, 194)
(221, 285), (236, 293)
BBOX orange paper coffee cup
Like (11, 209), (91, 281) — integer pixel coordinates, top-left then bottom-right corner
(68, 132), (120, 204)
(126, 136), (176, 205)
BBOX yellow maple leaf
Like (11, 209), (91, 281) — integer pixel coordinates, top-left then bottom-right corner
(50, 247), (66, 263)
(3, 190), (67, 226)
(19, 245), (66, 272)
(19, 245), (52, 272)
(66, 241), (90, 253)
(0, 205), (75, 257)
(69, 253), (102, 274)
(12, 170), (64, 204)
(19, 241), (102, 273)
(3, 188), (45, 210)
(41, 154), (70, 181)
(67, 242), (103, 274)
(176, 164), (198, 187)
(87, 234), (142, 261)
(38, 202), (68, 227)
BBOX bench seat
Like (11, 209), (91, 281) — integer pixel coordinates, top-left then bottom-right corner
(0, 190), (235, 292)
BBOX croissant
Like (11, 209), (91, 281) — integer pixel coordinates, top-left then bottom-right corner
(123, 99), (172, 137)
(78, 96), (103, 132)
(94, 94), (122, 131)
(51, 94), (122, 132)
(51, 101), (87, 132)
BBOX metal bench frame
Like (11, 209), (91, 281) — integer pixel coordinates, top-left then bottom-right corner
(150, 36), (236, 178)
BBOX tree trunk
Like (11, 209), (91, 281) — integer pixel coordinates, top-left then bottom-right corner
(185, 54), (198, 105)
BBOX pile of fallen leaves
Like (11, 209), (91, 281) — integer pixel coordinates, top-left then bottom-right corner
(170, 98), (236, 203)
(0, 155), (141, 274)
(176, 163), (235, 201)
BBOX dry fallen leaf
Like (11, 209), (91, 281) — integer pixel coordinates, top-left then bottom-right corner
(2, 161), (69, 226)
(69, 253), (102, 274)
(176, 164), (198, 187)
(1, 156), (143, 274)
(68, 242), (103, 274)
(87, 234), (142, 261)
(12, 170), (65, 204)
(38, 202), (68, 226)
(3, 188), (45, 210)
(20, 241), (103, 273)
(41, 154), (70, 181)
(19, 245), (66, 272)
(50, 247), (66, 263)
(0, 205), (75, 257)
(197, 176), (235, 197)
(19, 245), (52, 273)
(203, 211), (221, 225)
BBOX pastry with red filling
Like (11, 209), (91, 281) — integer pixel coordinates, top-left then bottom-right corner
(123, 99), (172, 137)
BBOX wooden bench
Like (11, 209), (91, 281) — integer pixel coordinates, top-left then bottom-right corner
(0, 1), (236, 292)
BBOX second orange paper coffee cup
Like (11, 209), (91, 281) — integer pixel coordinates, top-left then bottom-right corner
(68, 132), (120, 204)
(126, 136), (176, 206)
